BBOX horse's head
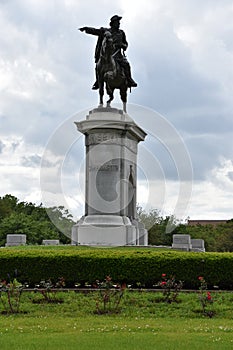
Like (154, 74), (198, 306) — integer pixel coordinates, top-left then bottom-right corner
(104, 30), (113, 41)
(101, 31), (114, 56)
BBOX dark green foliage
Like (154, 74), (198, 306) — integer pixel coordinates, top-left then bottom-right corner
(137, 206), (177, 246)
(0, 247), (232, 289)
(138, 206), (233, 252)
(0, 194), (74, 245)
(174, 221), (233, 252)
(148, 217), (177, 246)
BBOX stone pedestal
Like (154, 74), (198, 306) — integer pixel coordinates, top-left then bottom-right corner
(72, 107), (148, 246)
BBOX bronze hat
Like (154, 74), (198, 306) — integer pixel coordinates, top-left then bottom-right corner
(110, 15), (122, 22)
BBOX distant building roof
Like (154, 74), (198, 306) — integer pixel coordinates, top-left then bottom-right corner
(188, 219), (228, 226)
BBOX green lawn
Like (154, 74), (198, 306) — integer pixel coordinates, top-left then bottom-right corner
(0, 291), (232, 349)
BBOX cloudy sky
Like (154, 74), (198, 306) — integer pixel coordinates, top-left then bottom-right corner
(1, 0), (233, 221)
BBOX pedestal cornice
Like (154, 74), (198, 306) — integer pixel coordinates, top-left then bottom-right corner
(74, 107), (147, 142)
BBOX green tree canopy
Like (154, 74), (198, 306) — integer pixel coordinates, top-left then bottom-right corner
(137, 205), (233, 252)
(0, 194), (74, 246)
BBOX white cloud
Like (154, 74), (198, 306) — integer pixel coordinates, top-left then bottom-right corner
(0, 136), (43, 200)
(0, 0), (232, 221)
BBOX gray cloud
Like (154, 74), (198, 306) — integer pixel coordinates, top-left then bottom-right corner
(227, 172), (233, 182)
(0, 140), (5, 153)
(21, 154), (41, 167)
(0, 0), (233, 219)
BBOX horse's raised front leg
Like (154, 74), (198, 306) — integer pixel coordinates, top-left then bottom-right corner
(106, 92), (114, 108)
(106, 82), (114, 108)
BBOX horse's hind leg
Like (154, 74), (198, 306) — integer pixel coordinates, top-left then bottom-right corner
(98, 82), (104, 107)
(120, 88), (127, 112)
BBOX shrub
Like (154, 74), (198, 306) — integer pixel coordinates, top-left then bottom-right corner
(33, 277), (65, 303)
(198, 276), (215, 317)
(94, 275), (126, 314)
(0, 247), (232, 289)
(0, 278), (24, 314)
(158, 273), (183, 303)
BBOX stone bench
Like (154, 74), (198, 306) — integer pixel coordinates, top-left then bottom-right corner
(191, 239), (205, 252)
(172, 234), (192, 251)
(42, 240), (60, 246)
(5, 234), (26, 247)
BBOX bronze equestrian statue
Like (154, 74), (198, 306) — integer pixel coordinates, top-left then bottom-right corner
(79, 15), (137, 111)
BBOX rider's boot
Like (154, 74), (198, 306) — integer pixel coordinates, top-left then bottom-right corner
(124, 66), (137, 87)
(92, 81), (99, 90)
(127, 77), (137, 87)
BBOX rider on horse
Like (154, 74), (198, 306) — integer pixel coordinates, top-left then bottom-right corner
(79, 15), (137, 90)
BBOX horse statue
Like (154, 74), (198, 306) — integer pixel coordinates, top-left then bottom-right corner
(96, 31), (128, 112)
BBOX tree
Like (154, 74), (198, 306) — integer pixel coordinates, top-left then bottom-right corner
(137, 206), (179, 246)
(0, 194), (75, 246)
(214, 221), (233, 252)
(173, 220), (233, 252)
(137, 206), (162, 230)
(45, 206), (74, 244)
(0, 212), (58, 246)
(0, 195), (19, 220)
(148, 215), (179, 246)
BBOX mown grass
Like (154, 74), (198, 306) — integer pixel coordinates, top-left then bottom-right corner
(0, 291), (232, 349)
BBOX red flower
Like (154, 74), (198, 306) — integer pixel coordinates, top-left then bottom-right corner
(207, 292), (212, 301)
(161, 281), (167, 286)
(162, 274), (166, 277)
(198, 276), (203, 281)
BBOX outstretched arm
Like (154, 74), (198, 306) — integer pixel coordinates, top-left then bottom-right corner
(79, 27), (103, 36)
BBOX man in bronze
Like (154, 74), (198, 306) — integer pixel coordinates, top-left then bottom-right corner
(79, 15), (137, 90)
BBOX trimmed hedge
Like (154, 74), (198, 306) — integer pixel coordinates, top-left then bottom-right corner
(0, 246), (233, 289)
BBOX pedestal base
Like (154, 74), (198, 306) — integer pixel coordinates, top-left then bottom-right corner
(71, 215), (147, 246)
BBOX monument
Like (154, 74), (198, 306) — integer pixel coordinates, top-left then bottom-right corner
(71, 15), (147, 246)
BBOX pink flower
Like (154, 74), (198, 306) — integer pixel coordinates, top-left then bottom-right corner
(162, 274), (166, 277)
(161, 281), (167, 286)
(198, 276), (203, 281)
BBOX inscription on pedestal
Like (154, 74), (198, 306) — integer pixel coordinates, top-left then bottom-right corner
(88, 133), (120, 144)
(89, 164), (119, 171)
(87, 132), (137, 153)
